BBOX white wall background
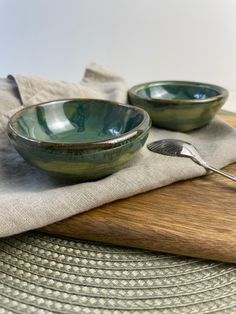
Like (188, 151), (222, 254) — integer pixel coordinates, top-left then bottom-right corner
(0, 0), (236, 93)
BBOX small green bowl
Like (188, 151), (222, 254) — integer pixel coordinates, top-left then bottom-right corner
(8, 99), (151, 180)
(128, 81), (229, 131)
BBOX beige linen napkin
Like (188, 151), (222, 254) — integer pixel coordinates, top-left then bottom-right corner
(0, 63), (236, 237)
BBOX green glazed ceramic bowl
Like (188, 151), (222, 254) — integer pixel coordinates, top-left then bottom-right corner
(8, 99), (151, 180)
(128, 81), (229, 132)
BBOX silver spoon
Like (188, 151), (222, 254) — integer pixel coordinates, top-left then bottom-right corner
(147, 139), (236, 182)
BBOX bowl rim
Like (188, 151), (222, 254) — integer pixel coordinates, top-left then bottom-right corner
(7, 98), (151, 149)
(128, 80), (229, 104)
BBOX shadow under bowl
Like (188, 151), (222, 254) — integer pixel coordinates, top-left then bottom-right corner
(7, 99), (151, 181)
(128, 81), (229, 132)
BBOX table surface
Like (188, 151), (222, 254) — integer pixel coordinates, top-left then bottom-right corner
(40, 112), (236, 263)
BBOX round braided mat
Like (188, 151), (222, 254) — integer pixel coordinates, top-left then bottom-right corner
(0, 232), (235, 313)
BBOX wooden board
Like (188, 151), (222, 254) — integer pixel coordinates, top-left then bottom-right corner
(39, 112), (236, 263)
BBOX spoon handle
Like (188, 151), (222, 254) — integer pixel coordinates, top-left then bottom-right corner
(205, 164), (236, 182)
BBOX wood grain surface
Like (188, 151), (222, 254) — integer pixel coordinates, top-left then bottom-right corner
(39, 112), (236, 263)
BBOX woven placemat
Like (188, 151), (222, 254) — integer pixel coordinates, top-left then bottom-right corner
(0, 232), (235, 313)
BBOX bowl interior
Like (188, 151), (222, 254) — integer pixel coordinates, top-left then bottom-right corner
(12, 100), (144, 143)
(135, 82), (221, 101)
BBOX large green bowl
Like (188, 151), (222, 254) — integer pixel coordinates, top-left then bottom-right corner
(8, 99), (151, 180)
(128, 81), (229, 132)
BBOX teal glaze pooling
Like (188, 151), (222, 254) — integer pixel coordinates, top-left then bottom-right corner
(134, 81), (225, 103)
(8, 99), (151, 180)
(13, 100), (145, 144)
(136, 82), (220, 101)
